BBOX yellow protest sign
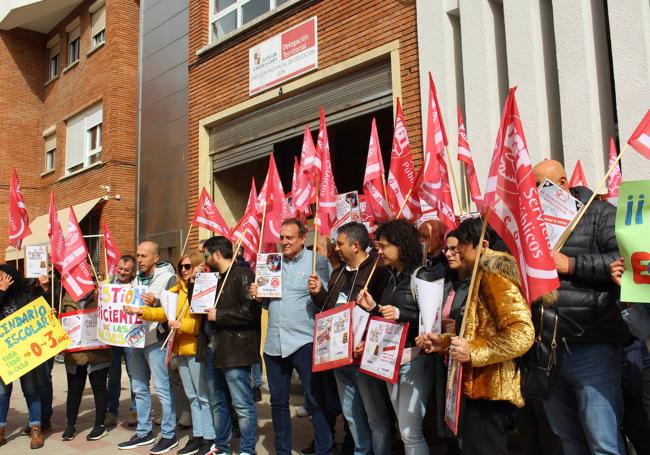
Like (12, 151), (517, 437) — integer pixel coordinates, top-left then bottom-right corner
(0, 297), (71, 383)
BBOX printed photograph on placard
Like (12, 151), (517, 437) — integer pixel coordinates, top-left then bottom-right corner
(312, 303), (354, 372)
(256, 253), (282, 298)
(538, 178), (583, 248)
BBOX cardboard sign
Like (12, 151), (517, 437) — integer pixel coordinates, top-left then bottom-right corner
(190, 273), (219, 313)
(444, 358), (463, 435)
(359, 317), (409, 384)
(97, 284), (148, 348)
(0, 297), (71, 383)
(413, 277), (444, 334)
(312, 303), (354, 372)
(538, 179), (583, 248)
(59, 308), (109, 352)
(25, 245), (48, 279)
(615, 180), (650, 303)
(256, 253), (282, 298)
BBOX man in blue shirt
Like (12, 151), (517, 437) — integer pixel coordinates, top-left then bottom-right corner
(250, 218), (331, 455)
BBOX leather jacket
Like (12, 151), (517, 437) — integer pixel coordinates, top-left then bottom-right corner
(377, 267), (421, 348)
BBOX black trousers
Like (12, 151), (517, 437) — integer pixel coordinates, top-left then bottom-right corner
(66, 364), (109, 427)
(460, 399), (516, 455)
(623, 365), (650, 454)
(517, 397), (563, 455)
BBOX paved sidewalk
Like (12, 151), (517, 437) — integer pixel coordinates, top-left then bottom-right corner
(2, 360), (343, 454)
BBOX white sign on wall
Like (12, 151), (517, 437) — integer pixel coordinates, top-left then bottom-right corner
(249, 17), (318, 96)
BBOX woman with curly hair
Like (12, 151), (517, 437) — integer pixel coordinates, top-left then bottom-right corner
(358, 219), (433, 455)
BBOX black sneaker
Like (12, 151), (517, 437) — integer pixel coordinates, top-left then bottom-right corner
(86, 425), (108, 441)
(150, 436), (179, 454)
(253, 386), (262, 403)
(118, 431), (156, 450)
(61, 426), (77, 441)
(301, 441), (315, 455)
(197, 441), (227, 455)
(177, 437), (203, 455)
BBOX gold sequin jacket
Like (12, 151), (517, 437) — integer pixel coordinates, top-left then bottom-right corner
(441, 249), (535, 407)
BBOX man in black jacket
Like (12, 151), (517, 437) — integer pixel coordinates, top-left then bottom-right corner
(533, 160), (628, 454)
(202, 236), (261, 455)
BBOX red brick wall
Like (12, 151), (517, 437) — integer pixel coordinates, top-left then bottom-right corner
(187, 0), (421, 245)
(0, 0), (139, 272)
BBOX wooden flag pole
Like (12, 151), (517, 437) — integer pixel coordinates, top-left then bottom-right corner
(361, 256), (381, 292)
(15, 244), (20, 271)
(461, 162), (471, 212)
(50, 253), (55, 309)
(180, 224), (193, 257)
(258, 203), (267, 255)
(458, 209), (490, 338)
(103, 237), (109, 279)
(445, 145), (466, 217)
(312, 195), (320, 275)
(396, 187), (414, 219)
(555, 144), (630, 251)
(87, 253), (100, 283)
(381, 172), (389, 205)
(58, 277), (64, 315)
(213, 234), (245, 309)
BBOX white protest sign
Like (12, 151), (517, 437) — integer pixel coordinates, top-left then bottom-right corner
(59, 308), (109, 352)
(256, 253), (282, 298)
(190, 273), (219, 313)
(161, 290), (179, 320)
(352, 304), (370, 347)
(336, 191), (362, 223)
(412, 277), (444, 334)
(25, 245), (48, 278)
(538, 179), (583, 249)
(360, 317), (408, 384)
(97, 284), (148, 348)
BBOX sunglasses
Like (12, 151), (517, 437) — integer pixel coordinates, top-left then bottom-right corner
(180, 264), (192, 271)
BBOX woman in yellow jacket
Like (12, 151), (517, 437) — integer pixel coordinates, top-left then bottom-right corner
(126, 252), (215, 455)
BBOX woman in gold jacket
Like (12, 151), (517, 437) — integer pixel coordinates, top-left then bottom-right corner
(426, 217), (535, 455)
(126, 252), (215, 454)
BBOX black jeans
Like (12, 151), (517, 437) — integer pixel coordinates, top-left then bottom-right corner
(623, 365), (650, 454)
(517, 397), (563, 455)
(461, 399), (516, 455)
(66, 365), (109, 427)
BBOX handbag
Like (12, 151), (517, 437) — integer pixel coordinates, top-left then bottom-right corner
(521, 303), (561, 400)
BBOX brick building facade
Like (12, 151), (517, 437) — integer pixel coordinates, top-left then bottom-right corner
(0, 0), (138, 272)
(187, 0), (422, 247)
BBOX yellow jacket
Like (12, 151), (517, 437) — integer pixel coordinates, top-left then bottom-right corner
(140, 281), (201, 356)
(442, 250), (535, 407)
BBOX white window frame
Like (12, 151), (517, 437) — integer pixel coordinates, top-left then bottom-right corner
(90, 0), (106, 49)
(65, 104), (103, 174)
(47, 35), (60, 81)
(44, 133), (56, 173)
(86, 123), (102, 165)
(209, 0), (293, 43)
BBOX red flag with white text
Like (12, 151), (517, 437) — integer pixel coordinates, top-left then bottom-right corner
(230, 178), (261, 264)
(483, 88), (560, 304)
(627, 109), (650, 159)
(363, 118), (392, 221)
(62, 259), (95, 302)
(289, 156), (311, 219)
(293, 125), (318, 213)
(607, 138), (622, 202)
(192, 188), (230, 237)
(8, 168), (31, 248)
(386, 99), (419, 220)
(257, 154), (288, 244)
(48, 192), (65, 272)
(568, 160), (588, 188)
(315, 108), (338, 236)
(102, 221), (122, 277)
(457, 108), (483, 210)
(62, 208), (89, 275)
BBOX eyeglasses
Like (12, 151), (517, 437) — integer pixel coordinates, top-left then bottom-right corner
(442, 246), (459, 255)
(180, 264), (192, 271)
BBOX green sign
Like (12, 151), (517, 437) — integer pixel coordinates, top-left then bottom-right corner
(615, 180), (650, 303)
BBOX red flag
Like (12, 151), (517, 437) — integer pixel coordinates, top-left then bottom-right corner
(257, 154), (288, 244)
(192, 188), (230, 236)
(363, 118), (392, 221)
(419, 76), (456, 230)
(607, 138), (622, 201)
(386, 99), (419, 220)
(62, 259), (95, 302)
(102, 221), (122, 276)
(293, 125), (318, 213)
(627, 108), (650, 159)
(8, 168), (31, 248)
(568, 160), (588, 188)
(457, 108), (483, 210)
(358, 194), (376, 232)
(230, 178), (261, 264)
(315, 107), (338, 236)
(484, 87), (560, 304)
(48, 192), (65, 272)
(62, 207), (89, 275)
(289, 156), (311, 219)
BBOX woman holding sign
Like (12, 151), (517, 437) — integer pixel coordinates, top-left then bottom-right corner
(357, 220), (432, 455)
(125, 252), (214, 455)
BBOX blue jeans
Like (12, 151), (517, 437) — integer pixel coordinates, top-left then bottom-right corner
(108, 345), (135, 415)
(264, 343), (332, 455)
(212, 365), (257, 454)
(177, 355), (215, 440)
(387, 354), (434, 455)
(0, 364), (44, 427)
(543, 343), (625, 455)
(251, 362), (262, 388)
(335, 365), (394, 455)
(34, 358), (53, 424)
(129, 342), (176, 438)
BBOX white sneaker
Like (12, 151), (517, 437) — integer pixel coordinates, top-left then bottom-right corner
(296, 406), (310, 417)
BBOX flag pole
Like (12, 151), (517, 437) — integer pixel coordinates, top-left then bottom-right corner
(381, 172), (389, 207)
(445, 145), (466, 217)
(58, 277), (64, 314)
(396, 187), (414, 219)
(458, 209), (490, 338)
(87, 253), (100, 283)
(50, 249), (55, 309)
(180, 224), (193, 257)
(461, 162), (471, 212)
(213, 233), (245, 309)
(360, 255), (381, 292)
(312, 188), (320, 275)
(258, 203), (267, 255)
(555, 144), (630, 251)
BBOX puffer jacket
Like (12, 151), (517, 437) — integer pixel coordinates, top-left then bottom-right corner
(376, 266), (421, 348)
(196, 265), (261, 369)
(553, 186), (627, 343)
(439, 250), (535, 407)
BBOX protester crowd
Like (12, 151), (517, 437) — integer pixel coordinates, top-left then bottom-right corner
(0, 157), (647, 455)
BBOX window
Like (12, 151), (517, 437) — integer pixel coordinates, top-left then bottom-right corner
(90, 1), (106, 48)
(66, 103), (103, 173)
(80, 210), (101, 273)
(68, 25), (80, 65)
(210, 0), (292, 42)
(49, 52), (59, 80)
(44, 133), (56, 172)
